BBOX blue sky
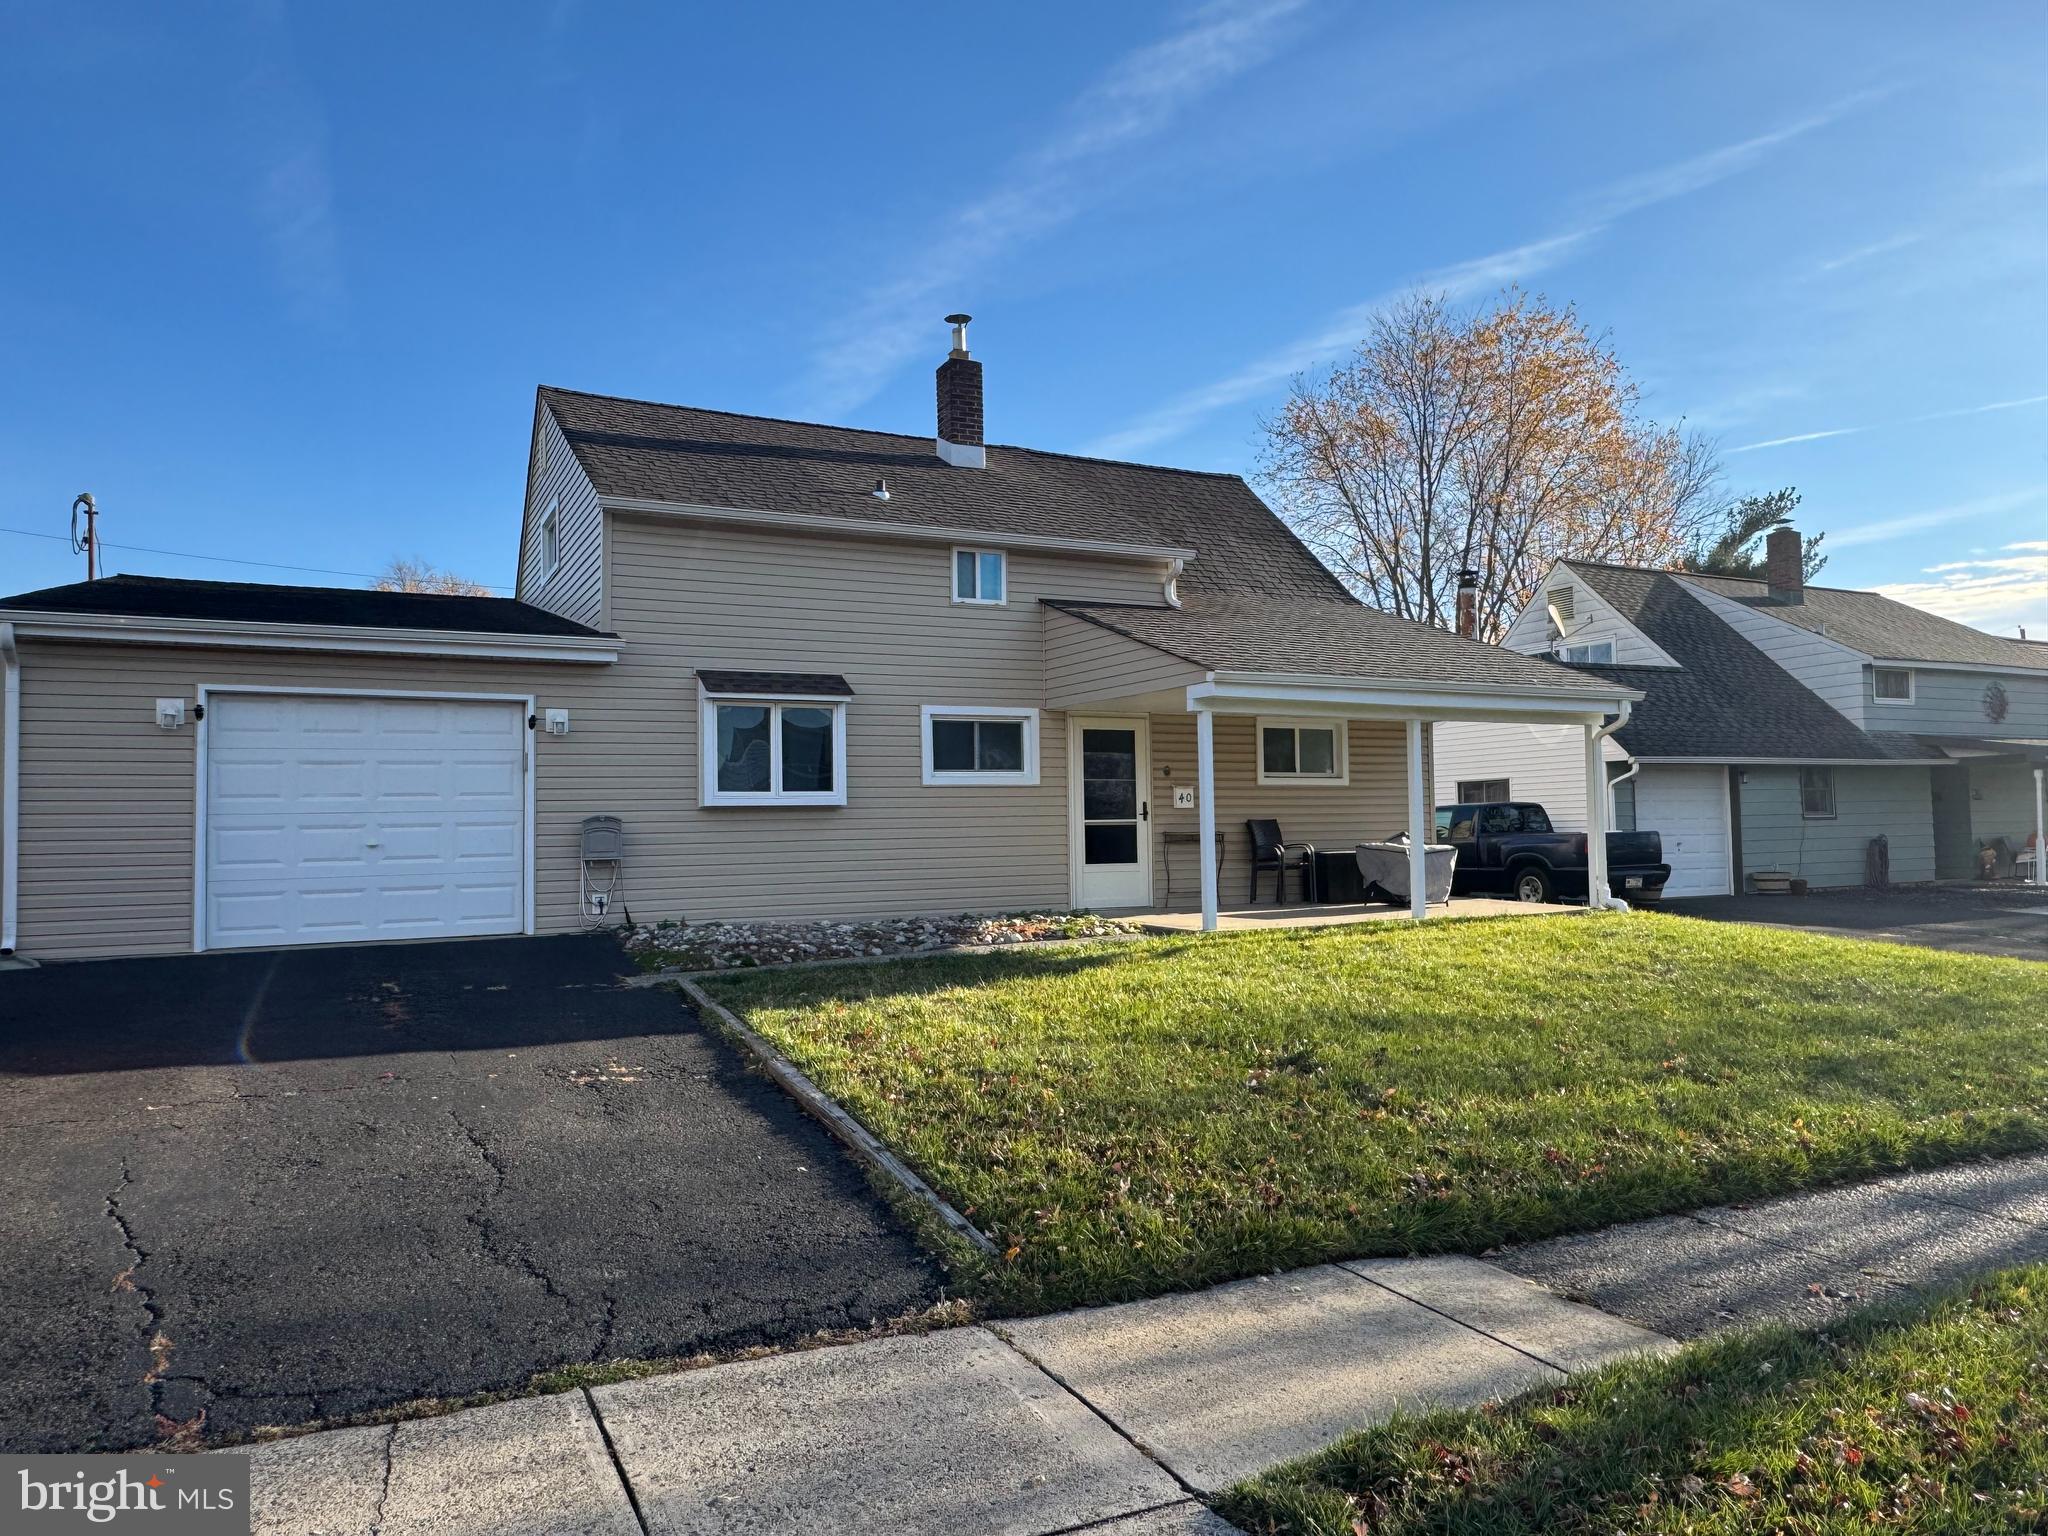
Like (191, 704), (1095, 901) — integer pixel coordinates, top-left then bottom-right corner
(3, 1), (2043, 631)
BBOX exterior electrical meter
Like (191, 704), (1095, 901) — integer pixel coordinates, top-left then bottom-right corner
(580, 815), (624, 922)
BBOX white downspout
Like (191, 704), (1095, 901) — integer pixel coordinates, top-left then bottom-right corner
(2034, 765), (2045, 887)
(1586, 701), (1633, 912)
(1607, 753), (1642, 830)
(1, 622), (18, 954)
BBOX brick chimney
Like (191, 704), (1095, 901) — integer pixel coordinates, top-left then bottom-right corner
(935, 314), (985, 468)
(1765, 526), (1804, 604)
(1456, 568), (1479, 638)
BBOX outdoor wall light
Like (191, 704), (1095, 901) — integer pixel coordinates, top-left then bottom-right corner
(155, 698), (186, 730)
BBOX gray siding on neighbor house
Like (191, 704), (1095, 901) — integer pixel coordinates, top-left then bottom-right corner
(1042, 608), (1205, 709)
(1869, 665), (2048, 738)
(1500, 568), (1679, 666)
(1430, 720), (1619, 828)
(1735, 765), (1935, 888)
(1968, 757), (2044, 854)
(517, 407), (607, 628)
(1678, 581), (1870, 727)
(8, 640), (603, 959)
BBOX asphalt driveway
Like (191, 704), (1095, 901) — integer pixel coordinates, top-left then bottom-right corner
(1664, 886), (2048, 961)
(0, 934), (940, 1453)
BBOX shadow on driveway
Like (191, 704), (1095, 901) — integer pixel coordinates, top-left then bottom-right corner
(0, 934), (941, 1452)
(1662, 888), (2048, 962)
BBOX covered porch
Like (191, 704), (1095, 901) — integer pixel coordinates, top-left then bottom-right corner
(1928, 738), (2048, 883)
(1043, 597), (1645, 932)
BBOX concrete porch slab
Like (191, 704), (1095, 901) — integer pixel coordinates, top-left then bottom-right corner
(1341, 1254), (1678, 1373)
(591, 1326), (1185, 1536)
(996, 1264), (1559, 1495)
(243, 1392), (638, 1536)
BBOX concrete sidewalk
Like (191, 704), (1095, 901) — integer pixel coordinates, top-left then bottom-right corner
(236, 1152), (2048, 1535)
(238, 1254), (1665, 1536)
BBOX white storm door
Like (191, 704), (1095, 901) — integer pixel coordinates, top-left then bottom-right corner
(204, 693), (527, 949)
(1072, 718), (1151, 909)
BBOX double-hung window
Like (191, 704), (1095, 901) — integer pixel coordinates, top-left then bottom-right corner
(1799, 766), (1836, 819)
(539, 496), (561, 581)
(1256, 718), (1348, 785)
(699, 684), (848, 807)
(921, 706), (1039, 786)
(952, 548), (1006, 604)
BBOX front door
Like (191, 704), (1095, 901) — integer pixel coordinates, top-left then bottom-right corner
(1932, 764), (1975, 879)
(1072, 718), (1151, 909)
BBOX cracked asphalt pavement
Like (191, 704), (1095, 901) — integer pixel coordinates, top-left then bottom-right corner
(0, 934), (941, 1452)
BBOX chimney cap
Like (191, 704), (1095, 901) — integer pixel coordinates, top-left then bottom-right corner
(943, 312), (972, 325)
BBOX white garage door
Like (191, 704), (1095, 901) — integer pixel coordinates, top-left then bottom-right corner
(1634, 765), (1731, 898)
(204, 693), (528, 949)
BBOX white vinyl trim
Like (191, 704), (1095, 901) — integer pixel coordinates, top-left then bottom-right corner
(698, 691), (849, 807)
(192, 685), (537, 954)
(539, 496), (561, 581)
(950, 547), (1007, 606)
(919, 704), (1040, 786)
(0, 623), (18, 953)
(1254, 716), (1350, 786)
(600, 493), (1197, 565)
(0, 609), (618, 664)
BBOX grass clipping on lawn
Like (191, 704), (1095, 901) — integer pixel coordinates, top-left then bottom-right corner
(1220, 1263), (2048, 1534)
(702, 913), (2048, 1312)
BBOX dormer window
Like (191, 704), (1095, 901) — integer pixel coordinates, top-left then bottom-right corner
(1561, 640), (1613, 664)
(1872, 667), (1913, 703)
(953, 548), (1005, 605)
(539, 496), (561, 581)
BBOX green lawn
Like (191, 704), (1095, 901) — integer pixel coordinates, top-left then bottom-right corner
(701, 912), (2048, 1311)
(1220, 1264), (2048, 1535)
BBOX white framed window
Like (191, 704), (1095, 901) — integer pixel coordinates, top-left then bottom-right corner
(699, 693), (847, 807)
(1561, 640), (1614, 664)
(1256, 717), (1349, 785)
(1799, 765), (1836, 819)
(539, 496), (561, 581)
(920, 706), (1039, 786)
(952, 547), (1006, 605)
(1456, 778), (1510, 804)
(1872, 667), (1914, 703)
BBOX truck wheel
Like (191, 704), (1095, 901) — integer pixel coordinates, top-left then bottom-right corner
(1511, 866), (1553, 904)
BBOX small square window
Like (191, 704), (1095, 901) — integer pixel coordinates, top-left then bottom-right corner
(952, 548), (1006, 604)
(1872, 667), (1913, 702)
(1256, 719), (1348, 785)
(921, 706), (1038, 785)
(1800, 766), (1836, 819)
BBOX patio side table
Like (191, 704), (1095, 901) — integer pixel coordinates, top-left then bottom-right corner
(1162, 831), (1226, 903)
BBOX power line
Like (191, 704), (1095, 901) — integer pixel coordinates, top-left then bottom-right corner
(0, 524), (512, 592)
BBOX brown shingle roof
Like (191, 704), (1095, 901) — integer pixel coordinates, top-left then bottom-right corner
(1677, 571), (2048, 671)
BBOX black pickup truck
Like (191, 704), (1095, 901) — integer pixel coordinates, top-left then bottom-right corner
(1433, 800), (1671, 905)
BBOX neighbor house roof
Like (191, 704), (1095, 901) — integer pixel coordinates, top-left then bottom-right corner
(0, 574), (613, 637)
(1046, 596), (1628, 694)
(1677, 571), (2048, 672)
(538, 386), (1353, 600)
(1560, 563), (1936, 761)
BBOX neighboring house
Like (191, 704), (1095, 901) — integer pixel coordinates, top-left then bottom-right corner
(0, 320), (1637, 961)
(1434, 529), (2048, 896)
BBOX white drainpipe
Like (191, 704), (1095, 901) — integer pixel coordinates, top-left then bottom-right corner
(1, 621), (18, 954)
(1607, 752), (1642, 828)
(2035, 765), (2045, 887)
(1587, 701), (1633, 912)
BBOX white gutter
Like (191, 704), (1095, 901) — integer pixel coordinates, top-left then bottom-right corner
(1588, 701), (1633, 912)
(0, 610), (619, 664)
(1, 622), (17, 954)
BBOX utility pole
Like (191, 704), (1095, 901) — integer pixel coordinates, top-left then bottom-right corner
(71, 493), (98, 581)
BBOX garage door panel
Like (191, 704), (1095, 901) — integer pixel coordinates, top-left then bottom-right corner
(205, 695), (527, 949)
(1635, 766), (1731, 898)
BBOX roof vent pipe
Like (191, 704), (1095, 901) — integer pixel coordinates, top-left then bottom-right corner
(935, 314), (985, 469)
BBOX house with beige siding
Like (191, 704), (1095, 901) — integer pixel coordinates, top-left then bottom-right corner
(1434, 530), (2048, 896)
(0, 320), (1639, 961)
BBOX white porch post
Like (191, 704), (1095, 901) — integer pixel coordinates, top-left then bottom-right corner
(1584, 720), (1609, 908)
(1197, 706), (1219, 930)
(2034, 766), (2045, 886)
(1405, 717), (1428, 920)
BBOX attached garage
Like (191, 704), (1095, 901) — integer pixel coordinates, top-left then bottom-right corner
(0, 575), (619, 961)
(1632, 764), (1732, 898)
(201, 692), (531, 950)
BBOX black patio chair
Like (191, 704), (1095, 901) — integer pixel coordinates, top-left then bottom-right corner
(1246, 819), (1316, 904)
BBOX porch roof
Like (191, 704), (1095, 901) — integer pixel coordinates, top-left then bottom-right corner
(1043, 596), (1637, 710)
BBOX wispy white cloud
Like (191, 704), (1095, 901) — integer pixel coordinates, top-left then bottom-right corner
(246, 7), (344, 327)
(1730, 393), (2048, 453)
(1828, 489), (2044, 550)
(804, 0), (1310, 415)
(1814, 228), (1925, 273)
(1873, 537), (2048, 635)
(1089, 99), (1868, 458)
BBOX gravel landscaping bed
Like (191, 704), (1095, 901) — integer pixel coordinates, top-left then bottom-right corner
(627, 912), (1137, 970)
